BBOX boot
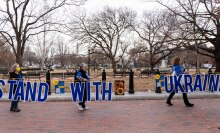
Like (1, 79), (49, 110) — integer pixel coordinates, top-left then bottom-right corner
(11, 107), (21, 112)
(185, 103), (194, 107)
(166, 101), (173, 106)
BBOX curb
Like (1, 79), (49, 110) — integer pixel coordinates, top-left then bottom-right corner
(1, 92), (220, 102)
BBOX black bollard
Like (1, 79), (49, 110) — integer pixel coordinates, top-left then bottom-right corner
(101, 70), (106, 94)
(129, 69), (135, 94)
(155, 69), (162, 93)
(46, 70), (51, 95)
(102, 69), (106, 82)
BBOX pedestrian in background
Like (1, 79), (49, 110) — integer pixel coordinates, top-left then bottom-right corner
(166, 57), (194, 107)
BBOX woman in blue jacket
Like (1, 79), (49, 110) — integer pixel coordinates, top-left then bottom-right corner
(166, 57), (194, 107)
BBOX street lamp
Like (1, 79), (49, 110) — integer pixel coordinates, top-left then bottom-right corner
(122, 58), (124, 71)
(39, 60), (41, 68)
(129, 60), (132, 69)
(88, 48), (94, 75)
(88, 49), (91, 75)
(118, 55), (123, 71)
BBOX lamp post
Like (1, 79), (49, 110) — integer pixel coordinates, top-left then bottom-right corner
(195, 44), (200, 74)
(119, 55), (123, 71)
(39, 60), (40, 68)
(88, 48), (94, 75)
(46, 64), (51, 95)
(88, 49), (91, 75)
(122, 58), (124, 71)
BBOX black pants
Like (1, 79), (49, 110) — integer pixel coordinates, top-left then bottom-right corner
(79, 84), (87, 108)
(11, 98), (20, 109)
(11, 87), (20, 109)
(167, 91), (190, 105)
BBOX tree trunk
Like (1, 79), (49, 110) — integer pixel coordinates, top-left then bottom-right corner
(16, 35), (23, 66)
(16, 53), (22, 66)
(215, 58), (220, 72)
(61, 58), (65, 68)
(149, 51), (154, 72)
(215, 47), (220, 72)
(29, 61), (32, 66)
(215, 40), (220, 72)
(112, 60), (117, 73)
(150, 63), (154, 72)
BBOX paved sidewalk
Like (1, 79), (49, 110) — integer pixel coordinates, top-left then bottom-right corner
(1, 99), (220, 133)
(1, 91), (220, 102)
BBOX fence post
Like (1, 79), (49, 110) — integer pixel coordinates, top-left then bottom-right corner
(101, 70), (106, 94)
(102, 69), (106, 82)
(46, 69), (51, 95)
(155, 69), (162, 93)
(129, 69), (135, 94)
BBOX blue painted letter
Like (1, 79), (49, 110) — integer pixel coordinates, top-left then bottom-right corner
(38, 82), (49, 102)
(164, 76), (173, 93)
(102, 82), (112, 101)
(0, 80), (5, 99)
(14, 81), (25, 101)
(7, 80), (17, 100)
(93, 82), (101, 101)
(203, 74), (208, 91)
(87, 82), (91, 102)
(174, 75), (185, 93)
(25, 81), (37, 102)
(184, 74), (193, 92)
(70, 82), (84, 102)
(208, 74), (220, 92)
(193, 75), (202, 92)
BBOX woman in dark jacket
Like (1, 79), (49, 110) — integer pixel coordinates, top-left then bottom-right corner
(166, 57), (194, 107)
(9, 63), (22, 112)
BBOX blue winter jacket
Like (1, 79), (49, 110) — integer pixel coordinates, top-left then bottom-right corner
(172, 65), (184, 76)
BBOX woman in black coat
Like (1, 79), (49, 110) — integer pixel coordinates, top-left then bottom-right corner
(9, 63), (22, 112)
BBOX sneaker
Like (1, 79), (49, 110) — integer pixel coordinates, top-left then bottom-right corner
(83, 106), (89, 110)
(77, 104), (84, 111)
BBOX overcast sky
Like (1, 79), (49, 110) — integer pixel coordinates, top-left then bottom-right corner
(65, 0), (166, 54)
(0, 0), (167, 55)
(81, 0), (164, 16)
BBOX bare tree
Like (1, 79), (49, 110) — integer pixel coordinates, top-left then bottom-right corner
(70, 6), (137, 72)
(23, 46), (38, 66)
(157, 0), (220, 72)
(56, 38), (68, 68)
(171, 48), (215, 68)
(0, 38), (15, 69)
(132, 11), (181, 71)
(0, 0), (86, 66)
(88, 48), (110, 69)
(28, 1), (59, 68)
